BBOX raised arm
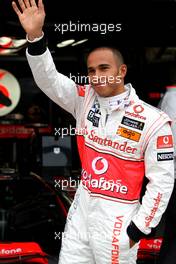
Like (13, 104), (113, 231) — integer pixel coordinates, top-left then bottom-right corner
(12, 0), (80, 117)
(12, 0), (45, 40)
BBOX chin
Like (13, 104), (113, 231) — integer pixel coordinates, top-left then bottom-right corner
(97, 92), (110, 97)
(95, 90), (109, 97)
(93, 85), (110, 97)
(95, 89), (114, 98)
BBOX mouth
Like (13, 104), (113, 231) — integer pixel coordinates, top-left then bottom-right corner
(92, 83), (107, 87)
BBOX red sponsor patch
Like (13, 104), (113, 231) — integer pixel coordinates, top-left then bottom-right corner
(77, 85), (85, 97)
(157, 135), (173, 149)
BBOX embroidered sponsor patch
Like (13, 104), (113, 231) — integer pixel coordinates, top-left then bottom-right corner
(92, 113), (100, 127)
(125, 111), (146, 120)
(117, 126), (141, 142)
(87, 99), (101, 127)
(133, 105), (144, 113)
(157, 135), (173, 149)
(87, 110), (95, 122)
(157, 152), (174, 161)
(87, 110), (100, 127)
(77, 85), (85, 97)
(121, 116), (145, 131)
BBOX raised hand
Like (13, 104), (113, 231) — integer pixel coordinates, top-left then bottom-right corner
(12, 0), (45, 41)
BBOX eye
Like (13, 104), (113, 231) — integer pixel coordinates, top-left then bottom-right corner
(88, 69), (95, 74)
(99, 65), (109, 71)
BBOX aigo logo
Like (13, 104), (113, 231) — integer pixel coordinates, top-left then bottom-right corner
(117, 126), (141, 142)
(92, 157), (109, 175)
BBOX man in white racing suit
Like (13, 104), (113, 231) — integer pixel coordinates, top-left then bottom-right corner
(12, 0), (175, 263)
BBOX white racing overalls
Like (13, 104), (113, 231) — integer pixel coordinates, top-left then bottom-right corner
(26, 49), (174, 264)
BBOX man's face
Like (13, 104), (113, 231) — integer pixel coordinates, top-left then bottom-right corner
(87, 48), (127, 97)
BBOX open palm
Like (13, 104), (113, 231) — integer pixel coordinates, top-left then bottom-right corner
(12, 0), (45, 37)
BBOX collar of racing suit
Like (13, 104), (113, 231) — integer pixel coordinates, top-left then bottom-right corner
(166, 85), (176, 91)
(96, 83), (137, 113)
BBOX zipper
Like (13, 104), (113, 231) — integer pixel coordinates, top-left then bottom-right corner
(105, 113), (109, 125)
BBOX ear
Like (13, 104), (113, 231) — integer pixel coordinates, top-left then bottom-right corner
(119, 64), (127, 78)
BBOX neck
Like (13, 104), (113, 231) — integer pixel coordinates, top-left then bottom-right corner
(107, 83), (126, 97)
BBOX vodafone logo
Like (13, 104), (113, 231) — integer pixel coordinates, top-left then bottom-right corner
(92, 157), (109, 175)
(163, 136), (169, 144)
(133, 105), (144, 113)
(0, 248), (22, 255)
(157, 135), (173, 149)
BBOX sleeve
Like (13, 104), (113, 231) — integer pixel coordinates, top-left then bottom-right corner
(127, 122), (175, 242)
(26, 47), (79, 118)
(26, 32), (47, 55)
(160, 92), (176, 154)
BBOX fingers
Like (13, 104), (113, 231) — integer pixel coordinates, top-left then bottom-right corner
(24, 0), (31, 8)
(38, 0), (44, 11)
(129, 239), (136, 249)
(30, 0), (37, 7)
(17, 0), (26, 12)
(12, 1), (22, 16)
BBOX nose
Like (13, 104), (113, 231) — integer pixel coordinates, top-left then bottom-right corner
(90, 70), (104, 84)
(95, 69), (102, 78)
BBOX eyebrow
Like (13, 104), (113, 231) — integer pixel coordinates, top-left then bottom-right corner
(88, 64), (110, 71)
(99, 64), (110, 67)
